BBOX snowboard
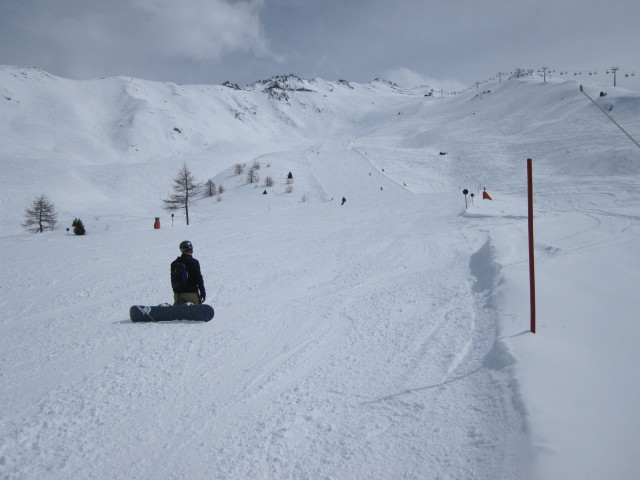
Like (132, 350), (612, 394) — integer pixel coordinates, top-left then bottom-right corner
(130, 304), (214, 322)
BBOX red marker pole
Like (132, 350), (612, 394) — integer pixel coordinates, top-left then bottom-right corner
(527, 158), (536, 333)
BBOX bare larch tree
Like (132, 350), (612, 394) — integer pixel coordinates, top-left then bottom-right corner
(163, 164), (202, 225)
(204, 179), (217, 197)
(23, 194), (58, 233)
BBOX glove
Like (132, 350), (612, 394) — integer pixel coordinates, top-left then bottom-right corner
(199, 291), (206, 303)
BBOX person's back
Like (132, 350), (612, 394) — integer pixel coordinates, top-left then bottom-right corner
(171, 240), (206, 305)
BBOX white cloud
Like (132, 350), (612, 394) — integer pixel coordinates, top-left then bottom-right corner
(383, 67), (466, 92)
(2, 0), (638, 87)
(0, 0), (273, 81)
(129, 0), (269, 61)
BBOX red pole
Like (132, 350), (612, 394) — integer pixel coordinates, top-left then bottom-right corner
(527, 158), (536, 333)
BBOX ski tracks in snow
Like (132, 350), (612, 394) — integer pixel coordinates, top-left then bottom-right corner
(187, 195), (529, 479)
(0, 145), (529, 480)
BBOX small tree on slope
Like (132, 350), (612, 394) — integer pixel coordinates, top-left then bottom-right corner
(23, 194), (57, 233)
(204, 179), (217, 197)
(163, 164), (202, 226)
(247, 167), (259, 184)
(72, 218), (86, 235)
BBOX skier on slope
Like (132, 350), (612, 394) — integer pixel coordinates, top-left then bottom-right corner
(171, 240), (206, 306)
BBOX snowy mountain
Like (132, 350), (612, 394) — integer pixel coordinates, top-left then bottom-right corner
(0, 66), (427, 232)
(1, 65), (639, 479)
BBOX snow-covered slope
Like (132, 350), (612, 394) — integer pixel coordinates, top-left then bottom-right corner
(0, 67), (417, 232)
(1, 66), (639, 479)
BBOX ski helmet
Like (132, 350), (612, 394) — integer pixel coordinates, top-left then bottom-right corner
(179, 240), (193, 254)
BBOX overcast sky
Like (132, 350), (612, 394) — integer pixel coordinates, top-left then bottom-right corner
(1, 0), (639, 90)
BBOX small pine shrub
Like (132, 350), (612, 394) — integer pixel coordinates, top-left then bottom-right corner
(72, 218), (86, 235)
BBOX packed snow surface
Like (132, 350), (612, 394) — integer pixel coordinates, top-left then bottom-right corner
(1, 66), (639, 479)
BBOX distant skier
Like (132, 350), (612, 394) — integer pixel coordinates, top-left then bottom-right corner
(341, 196), (346, 205)
(482, 187), (493, 200)
(171, 240), (206, 306)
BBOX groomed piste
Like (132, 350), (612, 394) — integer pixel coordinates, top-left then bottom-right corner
(1, 66), (639, 479)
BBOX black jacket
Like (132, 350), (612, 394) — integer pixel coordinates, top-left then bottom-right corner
(172, 253), (205, 295)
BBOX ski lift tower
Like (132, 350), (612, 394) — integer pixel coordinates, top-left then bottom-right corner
(611, 66), (619, 87)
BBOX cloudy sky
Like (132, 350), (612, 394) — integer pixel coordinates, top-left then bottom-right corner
(1, 0), (639, 90)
